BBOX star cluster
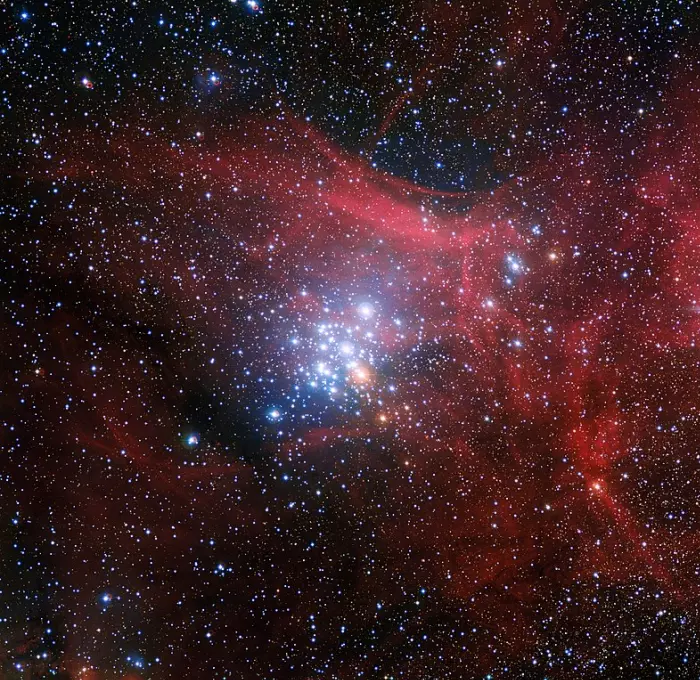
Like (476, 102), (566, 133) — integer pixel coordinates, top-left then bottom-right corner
(2, 0), (700, 678)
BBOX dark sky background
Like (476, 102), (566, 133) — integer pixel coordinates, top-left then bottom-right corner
(2, 0), (700, 678)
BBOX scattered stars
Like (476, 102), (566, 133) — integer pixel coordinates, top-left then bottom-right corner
(2, 0), (699, 677)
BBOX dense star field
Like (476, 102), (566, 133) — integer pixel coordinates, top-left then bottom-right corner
(2, 0), (700, 677)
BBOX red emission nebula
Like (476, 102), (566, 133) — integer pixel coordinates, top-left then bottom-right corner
(4, 2), (700, 678)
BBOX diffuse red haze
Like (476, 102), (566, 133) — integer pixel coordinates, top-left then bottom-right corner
(5, 61), (700, 677)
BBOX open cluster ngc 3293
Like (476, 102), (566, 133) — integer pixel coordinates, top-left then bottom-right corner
(2, 0), (700, 678)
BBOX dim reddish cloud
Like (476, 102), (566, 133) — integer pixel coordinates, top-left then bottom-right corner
(7, 68), (700, 677)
